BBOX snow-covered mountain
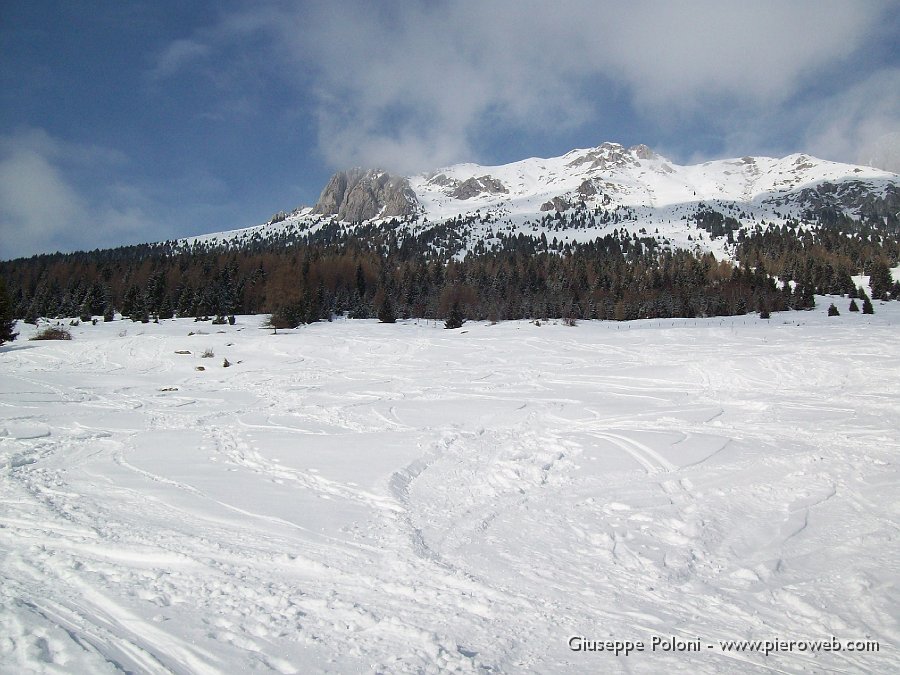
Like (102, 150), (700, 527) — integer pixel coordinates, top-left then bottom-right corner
(186, 142), (900, 259)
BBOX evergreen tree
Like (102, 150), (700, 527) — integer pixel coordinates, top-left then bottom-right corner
(0, 277), (18, 345)
(122, 284), (141, 318)
(862, 298), (875, 314)
(130, 292), (150, 323)
(378, 296), (396, 324)
(827, 303), (840, 316)
(268, 303), (303, 329)
(176, 285), (194, 317)
(848, 299), (859, 312)
(444, 301), (465, 329)
(869, 260), (893, 300)
(348, 293), (371, 319)
(86, 281), (106, 315)
(157, 296), (174, 320)
(78, 297), (93, 322)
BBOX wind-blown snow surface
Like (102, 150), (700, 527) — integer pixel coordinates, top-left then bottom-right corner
(2, 304), (899, 674)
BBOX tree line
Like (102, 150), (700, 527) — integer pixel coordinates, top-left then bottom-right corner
(1, 213), (897, 334)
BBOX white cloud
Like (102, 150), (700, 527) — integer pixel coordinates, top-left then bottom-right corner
(594, 1), (876, 109)
(802, 69), (900, 172)
(859, 132), (900, 174)
(152, 1), (899, 173)
(0, 128), (160, 258)
(0, 146), (86, 255)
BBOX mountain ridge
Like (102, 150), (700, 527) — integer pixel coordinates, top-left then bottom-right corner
(5, 142), (899, 328)
(186, 141), (899, 261)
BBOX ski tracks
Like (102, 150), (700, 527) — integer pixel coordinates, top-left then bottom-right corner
(588, 430), (677, 474)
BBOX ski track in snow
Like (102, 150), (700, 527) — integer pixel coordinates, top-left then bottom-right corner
(1, 304), (899, 674)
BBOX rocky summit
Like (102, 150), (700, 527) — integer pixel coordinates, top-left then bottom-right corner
(189, 141), (899, 263)
(313, 168), (418, 222)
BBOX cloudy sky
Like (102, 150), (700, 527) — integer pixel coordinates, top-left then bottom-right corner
(2, 0), (899, 258)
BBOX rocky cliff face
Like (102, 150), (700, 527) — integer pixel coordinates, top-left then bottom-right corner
(565, 142), (657, 171)
(424, 173), (509, 199)
(313, 168), (418, 222)
(449, 176), (508, 200)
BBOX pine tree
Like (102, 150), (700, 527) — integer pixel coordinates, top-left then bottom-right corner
(378, 296), (396, 324)
(0, 277), (18, 345)
(827, 303), (840, 316)
(444, 301), (465, 329)
(122, 284), (140, 318)
(869, 260), (893, 300)
(78, 297), (93, 322)
(862, 298), (875, 314)
(848, 299), (859, 312)
(157, 296), (174, 320)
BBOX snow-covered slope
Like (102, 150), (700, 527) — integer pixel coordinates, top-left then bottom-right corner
(2, 299), (899, 673)
(411, 143), (894, 217)
(184, 142), (899, 259)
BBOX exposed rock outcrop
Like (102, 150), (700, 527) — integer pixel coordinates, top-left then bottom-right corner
(577, 179), (598, 197)
(566, 142), (657, 172)
(426, 173), (457, 188)
(540, 196), (573, 212)
(449, 176), (509, 200)
(313, 168), (418, 222)
(630, 144), (656, 160)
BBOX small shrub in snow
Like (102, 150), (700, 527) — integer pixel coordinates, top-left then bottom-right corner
(31, 326), (72, 341)
(849, 299), (859, 312)
(266, 307), (301, 330)
(223, 358), (231, 368)
(827, 303), (840, 316)
(202, 348), (215, 358)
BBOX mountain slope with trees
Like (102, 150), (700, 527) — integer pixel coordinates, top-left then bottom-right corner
(2, 143), (898, 327)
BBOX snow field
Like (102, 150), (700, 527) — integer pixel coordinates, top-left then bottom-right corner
(1, 300), (899, 673)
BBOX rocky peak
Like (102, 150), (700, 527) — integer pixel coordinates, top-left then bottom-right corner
(629, 144), (656, 160)
(449, 176), (509, 200)
(564, 142), (659, 172)
(313, 168), (418, 222)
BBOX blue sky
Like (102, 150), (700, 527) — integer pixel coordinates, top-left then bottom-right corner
(1, 0), (899, 259)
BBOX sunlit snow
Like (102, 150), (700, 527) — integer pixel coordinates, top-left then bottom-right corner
(1, 299), (898, 673)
